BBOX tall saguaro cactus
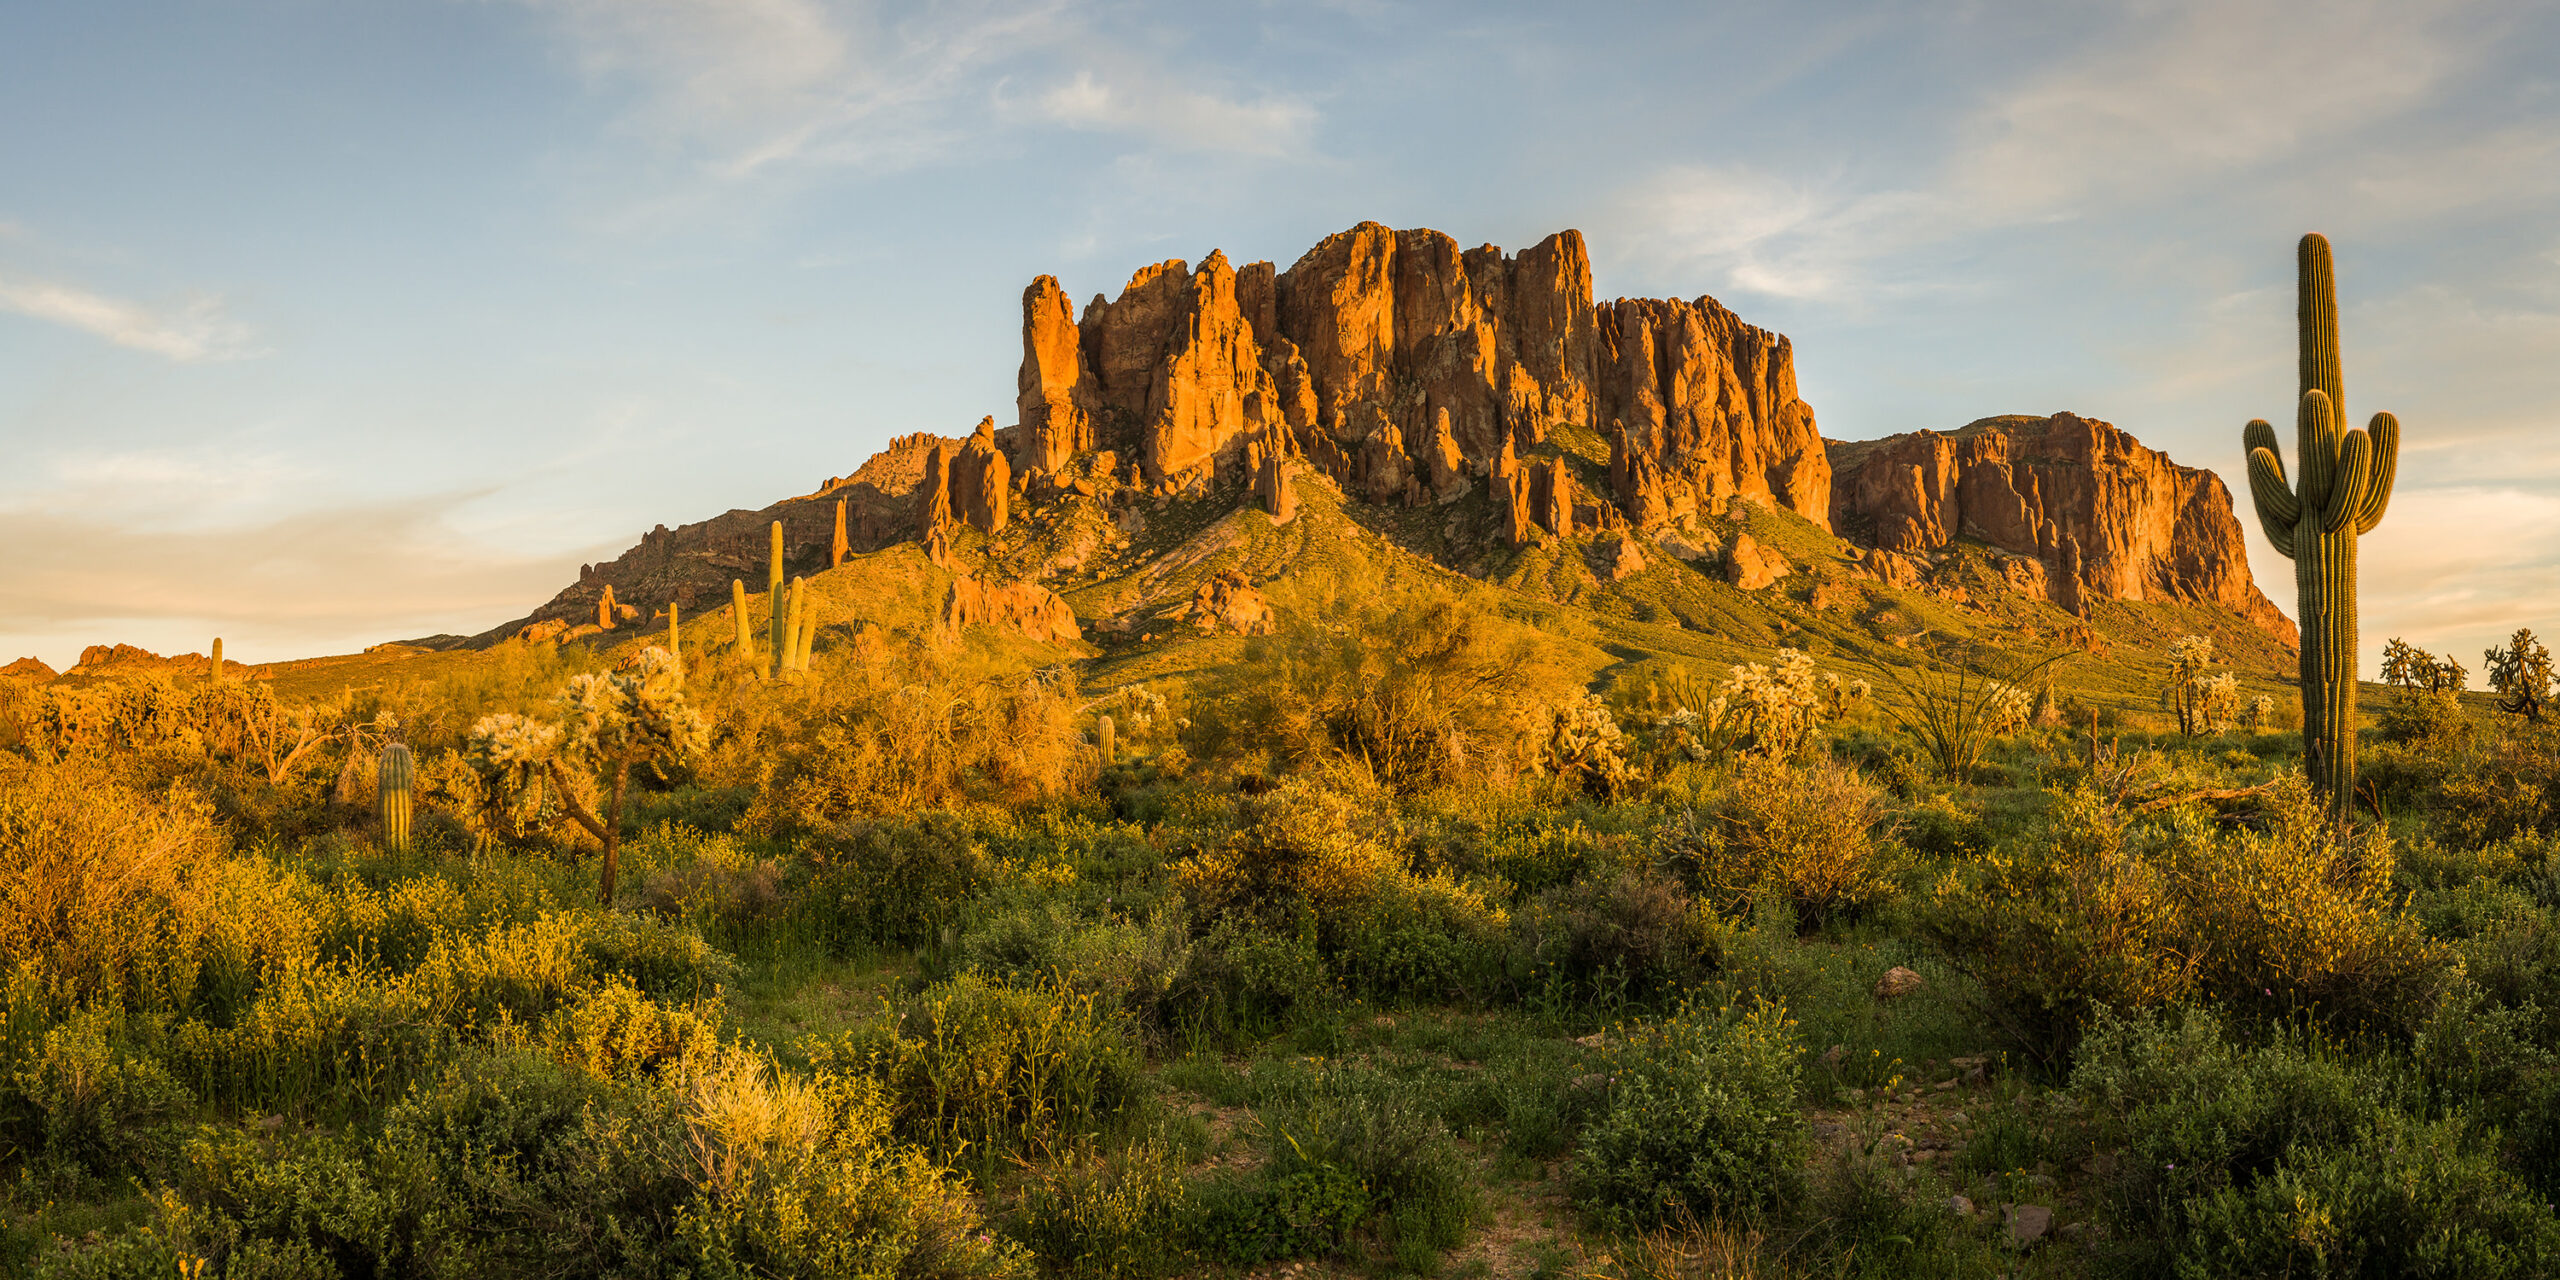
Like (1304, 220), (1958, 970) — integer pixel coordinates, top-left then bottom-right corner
(731, 579), (753, 664)
(2242, 233), (2401, 818)
(665, 602), (682, 686)
(768, 521), (787, 681)
(378, 742), (414, 854)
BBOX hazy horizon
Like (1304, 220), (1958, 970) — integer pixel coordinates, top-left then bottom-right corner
(6, 1), (2558, 675)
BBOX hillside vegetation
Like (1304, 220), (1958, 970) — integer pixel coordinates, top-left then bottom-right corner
(6, 523), (2560, 1280)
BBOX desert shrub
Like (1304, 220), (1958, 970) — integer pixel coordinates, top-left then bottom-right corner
(2073, 1008), (2559, 1276)
(1663, 757), (1899, 928)
(1166, 918), (1334, 1040)
(1321, 870), (1508, 1003)
(1008, 1139), (1191, 1280)
(629, 823), (787, 938)
(1191, 1162), (1367, 1266)
(27, 1226), (191, 1280)
(939, 894), (1190, 1023)
(1541, 692), (1636, 797)
(1572, 1001), (1806, 1228)
(1245, 1060), (1479, 1271)
(1511, 869), (1722, 1002)
(2176, 1111), (2560, 1277)
(539, 979), (723, 1081)
(1213, 587), (1559, 792)
(0, 1013), (195, 1182)
(820, 973), (1142, 1162)
(798, 809), (1003, 951)
(1177, 767), (1404, 919)
(1923, 776), (2449, 1067)
(2436, 723), (2560, 846)
(0, 757), (228, 1007)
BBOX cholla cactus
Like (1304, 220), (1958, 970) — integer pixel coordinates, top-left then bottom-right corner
(1984, 682), (2035, 736)
(1719, 649), (1828, 758)
(2162, 635), (2222, 738)
(470, 648), (704, 903)
(1544, 692), (1635, 796)
(2245, 695), (2275, 730)
(466, 712), (565, 842)
(2198, 673), (2243, 733)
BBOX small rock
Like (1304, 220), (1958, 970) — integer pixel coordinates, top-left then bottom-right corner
(1935, 1078), (1958, 1091)
(1575, 1032), (1607, 1048)
(2006, 1203), (2053, 1245)
(1874, 966), (1925, 999)
(259, 1114), (286, 1130)
(1947, 1195), (1976, 1217)
(2060, 1221), (2090, 1241)
(1944, 1112), (1970, 1127)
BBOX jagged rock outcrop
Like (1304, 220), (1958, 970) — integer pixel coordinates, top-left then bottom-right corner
(1018, 222), (1825, 528)
(1248, 439), (1298, 523)
(940, 576), (1081, 644)
(1725, 533), (1790, 590)
(1017, 276), (1097, 476)
(1829, 413), (2295, 643)
(1182, 571), (1278, 636)
(1593, 532), (1648, 583)
(2, 657), (59, 682)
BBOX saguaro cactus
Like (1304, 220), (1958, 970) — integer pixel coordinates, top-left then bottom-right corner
(210, 637), (224, 681)
(832, 497), (850, 569)
(731, 579), (753, 663)
(379, 742), (414, 854)
(1098, 714), (1116, 765)
(2242, 233), (2400, 818)
(768, 522), (787, 680)
(782, 577), (806, 674)
(794, 586), (819, 671)
(665, 602), (682, 685)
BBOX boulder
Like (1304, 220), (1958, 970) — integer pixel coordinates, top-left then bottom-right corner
(1183, 571), (1278, 636)
(1873, 966), (1925, 999)
(939, 576), (1081, 644)
(1725, 533), (1791, 590)
(1593, 531), (1648, 582)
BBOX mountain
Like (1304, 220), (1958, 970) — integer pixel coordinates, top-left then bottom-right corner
(458, 222), (2296, 698)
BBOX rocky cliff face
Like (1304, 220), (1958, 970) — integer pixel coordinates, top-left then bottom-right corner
(1829, 413), (2296, 644)
(1009, 221), (1828, 530)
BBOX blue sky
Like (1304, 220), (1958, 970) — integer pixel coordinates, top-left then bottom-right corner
(3, 0), (2557, 676)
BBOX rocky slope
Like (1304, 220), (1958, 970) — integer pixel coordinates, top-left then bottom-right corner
(1829, 413), (2296, 646)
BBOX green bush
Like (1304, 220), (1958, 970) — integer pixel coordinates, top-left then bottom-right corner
(1240, 1059), (1478, 1271)
(820, 973), (1142, 1162)
(799, 810), (1002, 952)
(1571, 1000), (1806, 1227)
(1166, 918), (1334, 1041)
(939, 895), (1190, 1024)
(1, 1013), (195, 1181)
(2175, 1111), (2560, 1277)
(1008, 1139), (1191, 1279)
(1512, 868), (1721, 1002)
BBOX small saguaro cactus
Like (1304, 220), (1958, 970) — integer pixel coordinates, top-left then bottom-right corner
(794, 586), (819, 671)
(732, 579), (753, 663)
(768, 521), (787, 680)
(665, 602), (682, 685)
(2241, 233), (2401, 818)
(378, 742), (414, 854)
(782, 577), (806, 675)
(210, 638), (224, 681)
(1098, 714), (1116, 764)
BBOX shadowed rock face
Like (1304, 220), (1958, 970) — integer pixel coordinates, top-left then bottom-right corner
(1009, 221), (1830, 530)
(1828, 413), (2297, 645)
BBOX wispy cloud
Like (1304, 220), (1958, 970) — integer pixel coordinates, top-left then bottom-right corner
(509, 0), (1317, 189)
(0, 272), (261, 362)
(1608, 0), (2499, 302)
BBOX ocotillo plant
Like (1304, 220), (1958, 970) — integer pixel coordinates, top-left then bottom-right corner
(731, 579), (752, 663)
(378, 742), (414, 854)
(768, 521), (787, 680)
(2242, 233), (2400, 818)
